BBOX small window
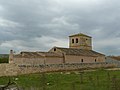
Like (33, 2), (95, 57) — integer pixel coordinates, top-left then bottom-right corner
(54, 48), (56, 51)
(86, 39), (88, 40)
(72, 39), (74, 43)
(95, 59), (96, 62)
(81, 59), (83, 62)
(76, 38), (78, 43)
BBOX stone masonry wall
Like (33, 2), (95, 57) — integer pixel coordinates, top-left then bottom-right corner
(0, 63), (117, 77)
(0, 64), (18, 77)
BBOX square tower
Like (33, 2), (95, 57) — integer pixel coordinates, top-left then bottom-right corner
(69, 33), (92, 50)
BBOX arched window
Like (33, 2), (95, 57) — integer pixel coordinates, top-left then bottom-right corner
(54, 48), (56, 51)
(72, 39), (74, 43)
(76, 38), (78, 43)
(95, 59), (96, 62)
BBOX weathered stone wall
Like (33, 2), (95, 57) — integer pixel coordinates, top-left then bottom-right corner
(17, 63), (116, 75)
(0, 64), (18, 77)
(45, 57), (63, 64)
(0, 63), (116, 77)
(14, 57), (45, 65)
(14, 56), (63, 65)
(97, 56), (105, 62)
(105, 57), (120, 67)
(14, 55), (105, 65)
(69, 35), (92, 50)
(65, 55), (105, 63)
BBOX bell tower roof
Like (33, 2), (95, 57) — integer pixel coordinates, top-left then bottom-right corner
(69, 33), (91, 38)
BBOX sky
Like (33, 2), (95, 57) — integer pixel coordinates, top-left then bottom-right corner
(0, 0), (120, 55)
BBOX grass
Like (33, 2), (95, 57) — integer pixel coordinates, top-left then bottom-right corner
(0, 69), (120, 90)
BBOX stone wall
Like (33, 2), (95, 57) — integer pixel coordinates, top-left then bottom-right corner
(69, 35), (92, 50)
(0, 63), (116, 77)
(13, 55), (105, 65)
(14, 57), (45, 65)
(0, 63), (18, 77)
(65, 55), (105, 63)
(45, 57), (63, 64)
(105, 57), (120, 67)
(17, 63), (116, 75)
(14, 56), (63, 65)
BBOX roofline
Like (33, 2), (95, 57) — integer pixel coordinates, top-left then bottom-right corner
(54, 46), (105, 56)
(69, 33), (92, 38)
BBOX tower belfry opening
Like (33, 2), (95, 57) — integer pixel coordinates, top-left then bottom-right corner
(69, 33), (92, 50)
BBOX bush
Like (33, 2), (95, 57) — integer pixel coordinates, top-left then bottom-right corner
(0, 57), (9, 63)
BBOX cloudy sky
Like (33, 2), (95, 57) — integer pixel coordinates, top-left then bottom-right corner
(0, 0), (120, 55)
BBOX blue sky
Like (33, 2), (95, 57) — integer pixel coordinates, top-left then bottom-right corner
(0, 0), (120, 55)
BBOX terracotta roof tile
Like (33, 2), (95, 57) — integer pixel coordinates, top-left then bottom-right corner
(14, 52), (63, 58)
(69, 33), (91, 38)
(54, 47), (105, 56)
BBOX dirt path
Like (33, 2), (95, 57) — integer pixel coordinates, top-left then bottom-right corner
(105, 68), (120, 70)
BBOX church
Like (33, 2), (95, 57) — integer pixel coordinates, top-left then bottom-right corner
(9, 33), (105, 65)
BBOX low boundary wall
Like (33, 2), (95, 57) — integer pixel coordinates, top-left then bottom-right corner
(0, 63), (18, 76)
(0, 63), (117, 77)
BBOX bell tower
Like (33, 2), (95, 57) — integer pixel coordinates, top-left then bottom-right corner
(69, 33), (92, 50)
(9, 50), (14, 63)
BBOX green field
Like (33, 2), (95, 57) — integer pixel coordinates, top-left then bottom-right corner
(0, 69), (120, 90)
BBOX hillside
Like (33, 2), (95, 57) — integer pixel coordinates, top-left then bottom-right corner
(109, 56), (120, 61)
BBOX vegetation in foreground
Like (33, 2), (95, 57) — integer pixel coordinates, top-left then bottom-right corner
(0, 69), (120, 90)
(0, 54), (9, 63)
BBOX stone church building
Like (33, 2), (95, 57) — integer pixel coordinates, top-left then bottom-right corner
(9, 33), (105, 65)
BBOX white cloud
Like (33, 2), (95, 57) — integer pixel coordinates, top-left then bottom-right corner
(0, 0), (120, 55)
(34, 36), (68, 48)
(55, 0), (105, 9)
(0, 18), (22, 28)
(95, 37), (120, 48)
(0, 5), (4, 11)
